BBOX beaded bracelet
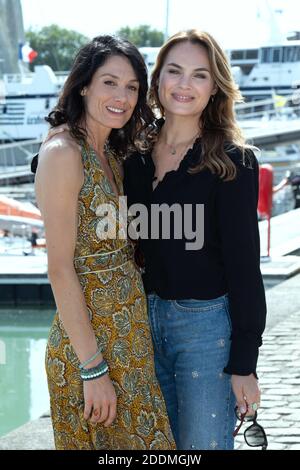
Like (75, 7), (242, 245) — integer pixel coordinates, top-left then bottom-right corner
(79, 348), (102, 370)
(80, 359), (109, 381)
(81, 366), (109, 381)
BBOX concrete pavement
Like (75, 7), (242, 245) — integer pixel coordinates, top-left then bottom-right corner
(1, 273), (300, 450)
(235, 273), (300, 450)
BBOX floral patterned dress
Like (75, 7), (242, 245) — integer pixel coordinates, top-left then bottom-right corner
(45, 142), (175, 450)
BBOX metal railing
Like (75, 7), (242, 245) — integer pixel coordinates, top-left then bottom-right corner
(236, 95), (300, 121)
(0, 139), (41, 169)
(0, 139), (41, 191)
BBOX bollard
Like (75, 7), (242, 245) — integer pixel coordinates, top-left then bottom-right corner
(258, 164), (274, 258)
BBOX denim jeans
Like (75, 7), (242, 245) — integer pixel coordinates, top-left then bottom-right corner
(147, 293), (237, 450)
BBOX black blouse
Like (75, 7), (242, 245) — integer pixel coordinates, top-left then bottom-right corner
(123, 138), (267, 377)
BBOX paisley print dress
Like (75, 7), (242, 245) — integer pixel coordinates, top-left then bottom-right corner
(45, 142), (175, 450)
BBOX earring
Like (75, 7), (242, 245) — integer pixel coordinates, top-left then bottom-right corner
(81, 88), (87, 96)
(211, 95), (215, 103)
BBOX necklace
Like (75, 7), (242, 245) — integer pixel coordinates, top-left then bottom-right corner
(164, 132), (200, 157)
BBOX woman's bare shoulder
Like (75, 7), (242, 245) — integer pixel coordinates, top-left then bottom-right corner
(39, 132), (82, 168)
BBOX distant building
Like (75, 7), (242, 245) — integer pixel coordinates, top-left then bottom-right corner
(0, 0), (25, 74)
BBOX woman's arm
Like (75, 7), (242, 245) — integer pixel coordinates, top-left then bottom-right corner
(216, 149), (266, 413)
(36, 138), (99, 361)
(216, 149), (266, 375)
(35, 138), (116, 425)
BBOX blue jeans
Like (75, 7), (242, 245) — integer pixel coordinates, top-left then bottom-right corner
(147, 293), (237, 450)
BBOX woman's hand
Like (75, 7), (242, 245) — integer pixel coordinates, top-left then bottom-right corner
(43, 124), (69, 144)
(83, 374), (117, 427)
(231, 373), (261, 416)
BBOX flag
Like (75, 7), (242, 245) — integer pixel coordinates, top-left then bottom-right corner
(273, 93), (287, 108)
(18, 43), (38, 63)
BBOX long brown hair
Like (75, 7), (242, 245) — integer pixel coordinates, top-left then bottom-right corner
(149, 30), (253, 180)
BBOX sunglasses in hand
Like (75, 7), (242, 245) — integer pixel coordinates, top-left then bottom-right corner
(233, 405), (268, 450)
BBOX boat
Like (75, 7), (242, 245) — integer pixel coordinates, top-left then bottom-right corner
(0, 195), (41, 219)
(0, 233), (34, 256)
(0, 195), (43, 237)
(0, 65), (67, 142)
(229, 40), (300, 102)
(139, 40), (300, 104)
(0, 214), (43, 237)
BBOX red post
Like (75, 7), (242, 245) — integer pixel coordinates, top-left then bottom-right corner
(258, 164), (274, 257)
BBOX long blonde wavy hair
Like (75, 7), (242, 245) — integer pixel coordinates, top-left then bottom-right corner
(149, 30), (252, 180)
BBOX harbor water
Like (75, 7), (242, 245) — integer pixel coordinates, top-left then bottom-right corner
(0, 308), (53, 437)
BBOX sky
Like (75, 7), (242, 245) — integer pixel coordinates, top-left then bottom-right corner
(21, 0), (299, 48)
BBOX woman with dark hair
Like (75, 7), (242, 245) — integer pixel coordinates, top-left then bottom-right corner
(34, 35), (175, 450)
(123, 30), (267, 450)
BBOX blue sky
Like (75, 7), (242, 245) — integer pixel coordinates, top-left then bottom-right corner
(21, 0), (299, 48)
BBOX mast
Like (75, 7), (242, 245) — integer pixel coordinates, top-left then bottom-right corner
(164, 0), (170, 42)
(0, 0), (25, 74)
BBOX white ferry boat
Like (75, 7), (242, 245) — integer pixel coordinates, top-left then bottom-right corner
(229, 41), (300, 102)
(140, 41), (300, 103)
(0, 65), (67, 142)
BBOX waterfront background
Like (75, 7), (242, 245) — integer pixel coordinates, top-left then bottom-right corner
(1, 0), (300, 448)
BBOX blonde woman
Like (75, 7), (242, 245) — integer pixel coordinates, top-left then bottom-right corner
(123, 30), (267, 450)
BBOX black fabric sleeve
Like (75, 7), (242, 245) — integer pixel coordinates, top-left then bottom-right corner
(123, 156), (135, 202)
(123, 153), (152, 207)
(31, 153), (39, 173)
(216, 149), (267, 376)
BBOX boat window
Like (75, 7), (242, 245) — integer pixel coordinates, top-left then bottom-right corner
(283, 46), (300, 62)
(245, 49), (258, 59)
(261, 48), (271, 63)
(231, 50), (243, 60)
(283, 47), (294, 62)
(271, 48), (282, 63)
(285, 48), (290, 62)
